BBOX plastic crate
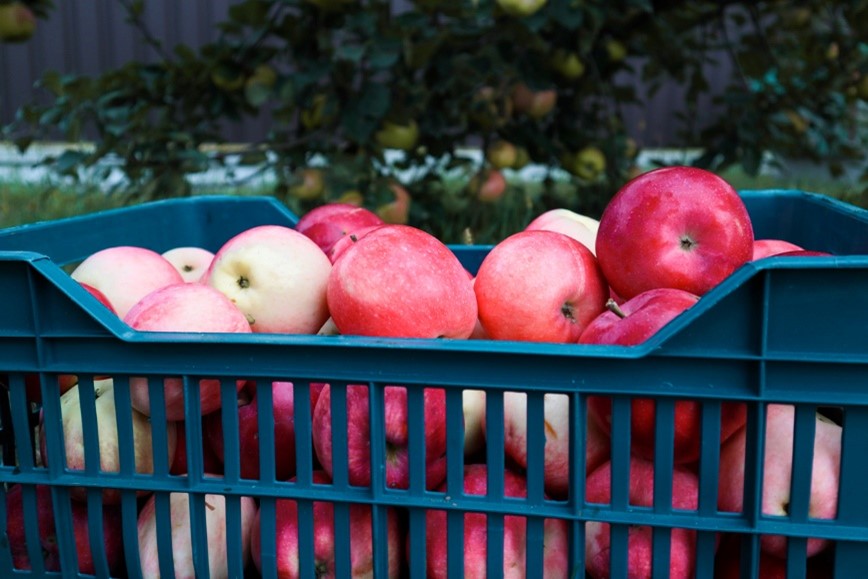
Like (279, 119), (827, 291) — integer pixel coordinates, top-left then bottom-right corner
(0, 191), (867, 578)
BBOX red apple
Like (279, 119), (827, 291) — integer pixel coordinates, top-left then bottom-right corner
(205, 224), (332, 334)
(327, 224), (478, 339)
(752, 239), (804, 260)
(204, 380), (298, 481)
(124, 283), (252, 421)
(312, 384), (448, 490)
(595, 166), (754, 299)
(170, 417), (225, 476)
(717, 404), (841, 558)
(251, 470), (403, 578)
(585, 456), (700, 579)
(79, 282), (118, 314)
(6, 484), (124, 575)
(424, 464), (569, 578)
(511, 82), (557, 119)
(70, 245), (185, 319)
(137, 491), (257, 579)
(39, 379), (178, 505)
(579, 288), (745, 464)
(775, 249), (833, 257)
(470, 168), (508, 203)
(0, 2), (36, 43)
(376, 182), (412, 225)
(327, 224), (383, 264)
(474, 230), (608, 342)
(294, 203), (384, 257)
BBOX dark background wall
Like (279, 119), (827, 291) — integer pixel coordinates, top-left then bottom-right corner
(0, 0), (732, 147)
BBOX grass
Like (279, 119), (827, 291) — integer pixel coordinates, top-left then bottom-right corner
(1, 163), (864, 233)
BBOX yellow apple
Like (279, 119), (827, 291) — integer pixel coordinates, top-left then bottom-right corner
(551, 50), (586, 81)
(374, 120), (420, 151)
(486, 140), (518, 170)
(563, 146), (606, 181)
(496, 0), (547, 18)
(0, 2), (36, 43)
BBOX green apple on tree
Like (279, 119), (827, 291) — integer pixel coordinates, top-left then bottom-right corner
(244, 64), (277, 107)
(496, 0), (547, 18)
(550, 49), (586, 80)
(485, 140), (518, 170)
(563, 146), (606, 181)
(374, 119), (420, 151)
(0, 2), (36, 43)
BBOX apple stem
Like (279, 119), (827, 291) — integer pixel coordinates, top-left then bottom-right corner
(606, 298), (627, 319)
(349, 234), (358, 242)
(205, 501), (215, 511)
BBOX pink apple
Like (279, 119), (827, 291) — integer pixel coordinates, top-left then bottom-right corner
(204, 380), (297, 481)
(327, 225), (478, 339)
(70, 245), (185, 319)
(775, 249), (833, 257)
(474, 230), (608, 342)
(39, 379), (178, 505)
(5, 484), (124, 575)
(294, 202), (384, 257)
(493, 391), (611, 500)
(595, 166), (754, 299)
(124, 283), (252, 420)
(162, 246), (215, 282)
(205, 225), (332, 334)
(585, 456), (700, 579)
(424, 464), (570, 578)
(137, 491), (257, 579)
(312, 384), (448, 489)
(525, 207), (600, 255)
(251, 470), (403, 578)
(717, 404), (841, 558)
(579, 287), (746, 464)
(752, 239), (804, 260)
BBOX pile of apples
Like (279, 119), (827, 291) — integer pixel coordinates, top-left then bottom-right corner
(4, 166), (842, 578)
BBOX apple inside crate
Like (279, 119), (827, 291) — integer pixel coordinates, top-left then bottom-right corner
(0, 181), (866, 577)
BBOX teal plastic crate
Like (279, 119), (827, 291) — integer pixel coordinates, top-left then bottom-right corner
(0, 191), (867, 578)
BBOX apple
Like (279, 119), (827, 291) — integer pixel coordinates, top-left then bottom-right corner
(717, 404), (841, 558)
(162, 246), (215, 282)
(288, 167), (326, 201)
(595, 166), (754, 300)
(39, 378), (178, 505)
(137, 491), (257, 579)
(312, 384), (449, 490)
(376, 182), (412, 225)
(585, 456), (700, 579)
(79, 282), (118, 313)
(244, 63), (277, 107)
(294, 202), (384, 257)
(525, 207), (600, 255)
(327, 224), (478, 339)
(462, 389), (487, 457)
(470, 168), (508, 203)
(550, 50), (585, 80)
(776, 249), (833, 257)
(205, 224), (332, 334)
(300, 93), (334, 129)
(204, 380), (298, 481)
(579, 288), (746, 463)
(474, 230), (608, 342)
(752, 239), (804, 260)
(485, 140), (518, 169)
(251, 470), (403, 578)
(469, 86), (513, 129)
(511, 82), (557, 119)
(562, 146), (606, 181)
(124, 283), (252, 421)
(374, 119), (419, 151)
(0, 2), (36, 43)
(494, 390), (611, 499)
(424, 464), (569, 578)
(327, 224), (383, 264)
(70, 245), (185, 319)
(496, 0), (547, 17)
(6, 484), (124, 575)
